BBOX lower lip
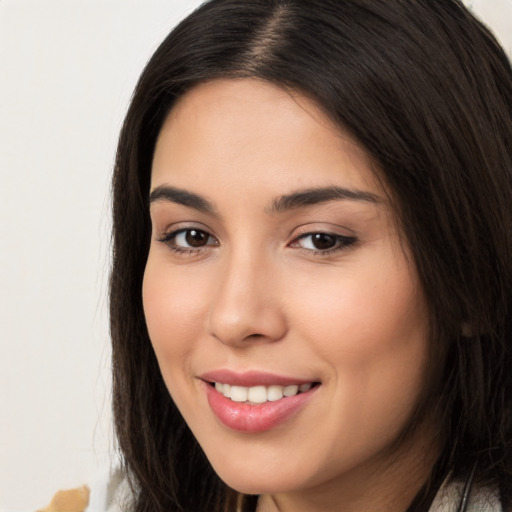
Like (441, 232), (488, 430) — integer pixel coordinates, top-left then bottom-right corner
(203, 382), (318, 433)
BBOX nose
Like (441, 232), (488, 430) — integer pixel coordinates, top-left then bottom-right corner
(208, 251), (287, 347)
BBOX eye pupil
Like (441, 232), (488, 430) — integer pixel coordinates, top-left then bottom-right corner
(185, 229), (208, 247)
(312, 233), (336, 250)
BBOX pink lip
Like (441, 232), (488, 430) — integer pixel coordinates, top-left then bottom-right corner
(199, 369), (315, 387)
(200, 371), (319, 433)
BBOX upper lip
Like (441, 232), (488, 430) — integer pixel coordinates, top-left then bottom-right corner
(199, 369), (318, 387)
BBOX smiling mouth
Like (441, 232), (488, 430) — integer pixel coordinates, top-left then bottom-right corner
(210, 381), (320, 404)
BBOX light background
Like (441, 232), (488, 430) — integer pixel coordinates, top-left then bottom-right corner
(0, 1), (511, 510)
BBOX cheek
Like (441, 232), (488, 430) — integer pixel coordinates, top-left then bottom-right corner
(142, 257), (209, 385)
(288, 255), (429, 429)
(290, 260), (427, 355)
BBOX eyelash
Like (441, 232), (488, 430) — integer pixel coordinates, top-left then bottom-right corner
(157, 228), (219, 255)
(291, 232), (357, 255)
(157, 228), (357, 257)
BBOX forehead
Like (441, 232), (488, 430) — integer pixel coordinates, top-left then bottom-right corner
(151, 78), (385, 200)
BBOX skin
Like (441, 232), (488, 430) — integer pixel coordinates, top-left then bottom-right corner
(143, 78), (437, 512)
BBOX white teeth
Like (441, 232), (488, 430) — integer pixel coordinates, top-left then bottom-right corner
(230, 385), (248, 402)
(213, 382), (314, 404)
(247, 385), (267, 403)
(283, 384), (299, 397)
(267, 385), (284, 402)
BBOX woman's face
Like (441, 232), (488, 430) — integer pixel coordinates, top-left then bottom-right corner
(143, 79), (432, 506)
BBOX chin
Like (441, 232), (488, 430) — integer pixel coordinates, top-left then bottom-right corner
(209, 459), (312, 496)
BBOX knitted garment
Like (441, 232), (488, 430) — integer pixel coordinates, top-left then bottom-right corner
(429, 478), (503, 512)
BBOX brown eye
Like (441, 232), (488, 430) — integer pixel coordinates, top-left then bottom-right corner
(291, 232), (357, 254)
(159, 228), (218, 252)
(310, 233), (336, 250)
(185, 229), (210, 247)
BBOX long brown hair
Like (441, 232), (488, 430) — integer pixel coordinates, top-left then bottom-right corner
(110, 1), (512, 510)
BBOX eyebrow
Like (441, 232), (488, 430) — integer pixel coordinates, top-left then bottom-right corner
(269, 186), (381, 213)
(148, 184), (381, 215)
(149, 185), (216, 214)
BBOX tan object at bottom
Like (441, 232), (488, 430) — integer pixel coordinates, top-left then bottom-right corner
(37, 485), (90, 512)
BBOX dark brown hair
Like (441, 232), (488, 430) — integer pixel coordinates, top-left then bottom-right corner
(110, 1), (512, 510)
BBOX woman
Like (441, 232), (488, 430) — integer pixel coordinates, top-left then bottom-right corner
(110, 0), (512, 511)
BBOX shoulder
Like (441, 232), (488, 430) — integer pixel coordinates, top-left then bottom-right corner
(89, 466), (133, 512)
